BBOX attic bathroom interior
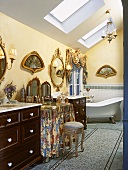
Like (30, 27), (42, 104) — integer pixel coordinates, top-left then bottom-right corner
(0, 0), (126, 169)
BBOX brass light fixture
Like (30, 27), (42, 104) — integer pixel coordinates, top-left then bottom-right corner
(7, 47), (17, 70)
(65, 49), (73, 79)
(101, 9), (117, 43)
(0, 37), (17, 70)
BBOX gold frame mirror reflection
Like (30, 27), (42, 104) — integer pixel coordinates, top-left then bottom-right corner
(41, 81), (51, 97)
(50, 48), (64, 91)
(0, 36), (7, 81)
(26, 77), (41, 96)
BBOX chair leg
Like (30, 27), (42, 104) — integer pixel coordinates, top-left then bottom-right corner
(69, 134), (72, 149)
(81, 130), (84, 152)
(62, 133), (65, 154)
(74, 134), (79, 157)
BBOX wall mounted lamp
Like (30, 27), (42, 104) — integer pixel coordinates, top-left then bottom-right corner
(0, 36), (17, 70)
(101, 9), (117, 43)
(65, 49), (73, 79)
(7, 48), (17, 70)
(0, 47), (17, 70)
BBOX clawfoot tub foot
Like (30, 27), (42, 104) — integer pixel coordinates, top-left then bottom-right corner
(109, 116), (116, 124)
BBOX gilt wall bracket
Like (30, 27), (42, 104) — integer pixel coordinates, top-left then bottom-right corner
(21, 51), (45, 73)
(96, 65), (117, 78)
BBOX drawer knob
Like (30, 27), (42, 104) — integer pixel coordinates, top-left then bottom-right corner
(29, 150), (33, 154)
(30, 113), (34, 116)
(76, 102), (79, 104)
(7, 118), (11, 122)
(30, 129), (34, 133)
(8, 138), (12, 142)
(82, 109), (84, 111)
(76, 112), (78, 114)
(8, 162), (13, 167)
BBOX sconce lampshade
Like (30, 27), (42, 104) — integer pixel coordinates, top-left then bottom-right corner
(9, 48), (17, 57)
(66, 64), (72, 70)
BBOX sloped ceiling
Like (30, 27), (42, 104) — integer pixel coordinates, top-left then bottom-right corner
(0, 0), (123, 53)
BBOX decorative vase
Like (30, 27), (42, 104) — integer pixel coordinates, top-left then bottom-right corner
(6, 92), (13, 103)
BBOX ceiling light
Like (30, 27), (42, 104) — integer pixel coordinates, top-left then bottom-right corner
(101, 9), (117, 43)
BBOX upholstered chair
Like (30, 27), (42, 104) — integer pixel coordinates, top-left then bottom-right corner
(62, 121), (84, 157)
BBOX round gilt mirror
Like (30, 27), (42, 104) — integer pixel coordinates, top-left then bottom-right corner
(50, 48), (64, 91)
(0, 36), (7, 80)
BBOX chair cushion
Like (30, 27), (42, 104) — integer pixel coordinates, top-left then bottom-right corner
(64, 121), (84, 129)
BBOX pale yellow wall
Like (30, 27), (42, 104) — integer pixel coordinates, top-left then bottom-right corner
(0, 12), (123, 101)
(0, 13), (69, 100)
(85, 29), (123, 84)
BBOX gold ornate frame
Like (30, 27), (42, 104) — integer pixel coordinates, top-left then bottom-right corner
(96, 64), (117, 78)
(21, 51), (45, 73)
(0, 36), (7, 80)
(50, 48), (64, 91)
(26, 77), (40, 96)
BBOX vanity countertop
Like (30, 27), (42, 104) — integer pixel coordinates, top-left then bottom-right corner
(53, 95), (85, 99)
(67, 95), (85, 99)
(0, 102), (42, 113)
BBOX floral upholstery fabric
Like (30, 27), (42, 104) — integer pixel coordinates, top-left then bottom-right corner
(40, 103), (75, 158)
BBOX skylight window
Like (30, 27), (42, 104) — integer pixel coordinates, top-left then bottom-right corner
(50, 0), (90, 23)
(44, 0), (105, 34)
(78, 18), (116, 48)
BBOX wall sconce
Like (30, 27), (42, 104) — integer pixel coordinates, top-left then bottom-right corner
(101, 9), (117, 43)
(65, 63), (72, 79)
(0, 36), (17, 75)
(0, 47), (17, 70)
(65, 49), (73, 80)
(7, 48), (17, 70)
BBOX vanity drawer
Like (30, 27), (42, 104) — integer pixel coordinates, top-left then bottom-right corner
(21, 107), (39, 121)
(0, 126), (20, 152)
(22, 119), (39, 143)
(0, 140), (39, 170)
(0, 112), (20, 128)
(80, 98), (86, 105)
(73, 107), (79, 116)
(80, 106), (86, 115)
(69, 99), (79, 106)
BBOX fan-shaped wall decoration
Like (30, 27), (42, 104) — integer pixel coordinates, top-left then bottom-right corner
(96, 65), (117, 78)
(21, 51), (45, 73)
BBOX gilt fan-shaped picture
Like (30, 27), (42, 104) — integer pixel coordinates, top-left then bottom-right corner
(96, 65), (117, 78)
(21, 51), (45, 73)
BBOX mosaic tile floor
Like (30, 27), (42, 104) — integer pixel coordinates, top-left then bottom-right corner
(27, 121), (123, 170)
(88, 122), (123, 170)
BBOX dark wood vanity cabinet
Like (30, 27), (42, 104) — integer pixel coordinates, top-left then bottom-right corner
(69, 97), (87, 129)
(0, 106), (42, 170)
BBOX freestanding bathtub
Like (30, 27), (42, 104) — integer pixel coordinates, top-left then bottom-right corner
(86, 97), (123, 122)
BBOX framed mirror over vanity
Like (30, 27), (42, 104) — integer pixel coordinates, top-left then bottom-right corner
(41, 81), (51, 97)
(50, 48), (64, 91)
(25, 78), (53, 104)
(26, 77), (41, 103)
